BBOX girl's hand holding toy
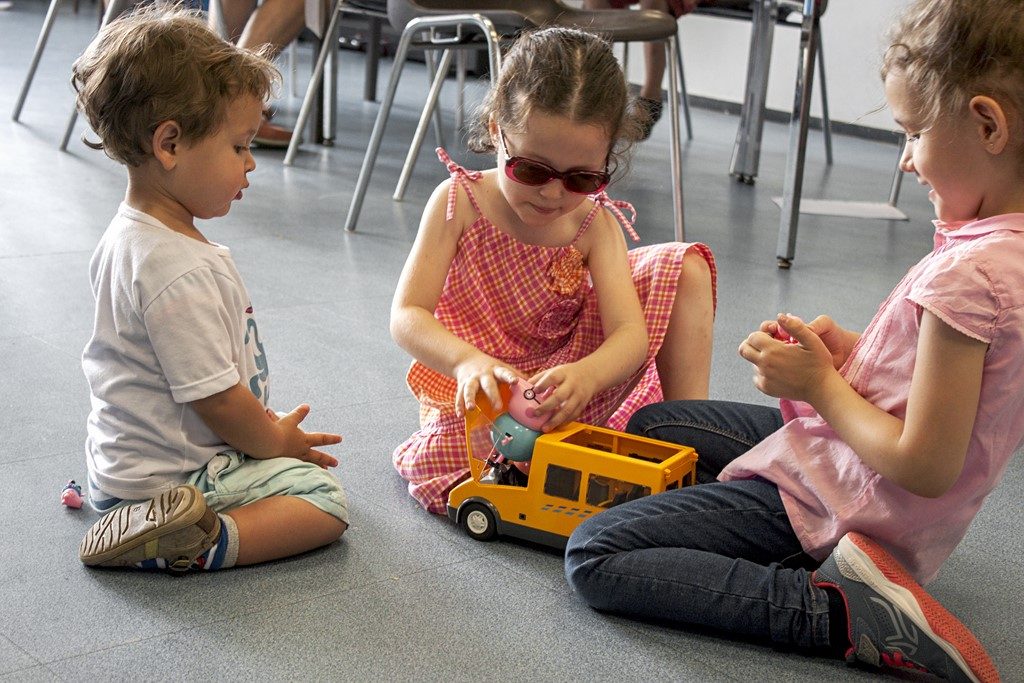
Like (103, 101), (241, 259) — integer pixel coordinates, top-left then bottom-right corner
(528, 361), (599, 432)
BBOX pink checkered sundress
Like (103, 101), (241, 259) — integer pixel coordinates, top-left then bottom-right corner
(393, 150), (717, 514)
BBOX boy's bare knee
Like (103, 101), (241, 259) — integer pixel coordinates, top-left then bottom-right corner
(330, 518), (348, 541)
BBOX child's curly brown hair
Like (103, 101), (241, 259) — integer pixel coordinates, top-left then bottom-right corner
(881, 0), (1024, 143)
(71, 4), (280, 167)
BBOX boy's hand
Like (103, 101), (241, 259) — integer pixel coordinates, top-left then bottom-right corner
(527, 363), (596, 432)
(454, 356), (519, 418)
(274, 404), (342, 469)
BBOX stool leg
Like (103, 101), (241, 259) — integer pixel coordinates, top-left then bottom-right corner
(394, 47), (454, 201)
(12, 0), (62, 122)
(816, 29), (833, 165)
(673, 30), (693, 141)
(775, 0), (817, 268)
(666, 36), (685, 242)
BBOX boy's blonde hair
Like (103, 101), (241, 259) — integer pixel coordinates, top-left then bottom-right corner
(882, 0), (1024, 134)
(468, 27), (641, 175)
(71, 5), (280, 167)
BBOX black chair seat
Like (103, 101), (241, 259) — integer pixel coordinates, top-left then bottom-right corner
(696, 0), (828, 24)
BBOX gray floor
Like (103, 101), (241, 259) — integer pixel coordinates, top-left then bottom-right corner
(2, 2), (1022, 680)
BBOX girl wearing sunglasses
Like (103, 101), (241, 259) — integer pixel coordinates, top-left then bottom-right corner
(389, 27), (717, 515)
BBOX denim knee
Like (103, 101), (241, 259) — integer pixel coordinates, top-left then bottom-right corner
(564, 517), (611, 610)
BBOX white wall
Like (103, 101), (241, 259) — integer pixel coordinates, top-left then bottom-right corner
(626, 0), (912, 131)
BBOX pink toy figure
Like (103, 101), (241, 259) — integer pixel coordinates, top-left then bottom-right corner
(61, 480), (84, 509)
(506, 378), (555, 432)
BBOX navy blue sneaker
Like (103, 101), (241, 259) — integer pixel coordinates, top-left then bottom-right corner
(813, 533), (999, 682)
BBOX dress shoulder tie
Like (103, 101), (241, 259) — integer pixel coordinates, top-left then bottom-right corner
(436, 148), (483, 221)
(588, 191), (640, 243)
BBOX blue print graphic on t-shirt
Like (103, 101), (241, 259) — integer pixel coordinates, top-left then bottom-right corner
(245, 316), (269, 405)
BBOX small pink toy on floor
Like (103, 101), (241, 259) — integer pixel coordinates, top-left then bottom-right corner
(61, 480), (84, 509)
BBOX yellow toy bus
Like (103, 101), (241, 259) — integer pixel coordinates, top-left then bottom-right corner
(447, 387), (698, 549)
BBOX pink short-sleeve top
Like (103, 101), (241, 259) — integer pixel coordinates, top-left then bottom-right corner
(721, 214), (1024, 584)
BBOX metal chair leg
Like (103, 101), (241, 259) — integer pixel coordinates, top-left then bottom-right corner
(816, 29), (833, 165)
(775, 0), (817, 268)
(364, 17), (381, 101)
(289, 42), (299, 98)
(61, 0), (133, 150)
(284, 0), (343, 166)
(888, 136), (906, 206)
(673, 33), (693, 141)
(666, 36), (685, 242)
(12, 0), (63, 121)
(423, 48), (446, 149)
(343, 14), (501, 232)
(324, 32), (338, 144)
(59, 106), (79, 151)
(455, 50), (466, 131)
(729, 0), (777, 183)
(394, 47), (454, 201)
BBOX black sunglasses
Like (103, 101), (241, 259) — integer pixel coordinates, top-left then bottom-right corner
(498, 128), (610, 195)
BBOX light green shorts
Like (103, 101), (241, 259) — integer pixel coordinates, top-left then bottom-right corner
(187, 451), (349, 524)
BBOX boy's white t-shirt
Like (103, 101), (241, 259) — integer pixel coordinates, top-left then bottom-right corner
(83, 204), (269, 500)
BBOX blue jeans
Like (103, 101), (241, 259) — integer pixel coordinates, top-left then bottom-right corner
(564, 400), (832, 648)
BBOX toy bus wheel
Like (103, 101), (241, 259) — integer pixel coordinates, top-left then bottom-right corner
(460, 503), (497, 541)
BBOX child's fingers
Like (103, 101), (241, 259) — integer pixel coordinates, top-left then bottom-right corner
(305, 448), (339, 469)
(281, 404), (311, 425)
(776, 313), (815, 346)
(738, 330), (769, 360)
(459, 377), (481, 415)
(494, 367), (518, 384)
(541, 397), (578, 432)
(306, 431), (342, 447)
(479, 372), (502, 411)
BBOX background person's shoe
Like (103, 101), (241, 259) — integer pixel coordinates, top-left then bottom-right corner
(813, 532), (1000, 683)
(253, 117), (294, 149)
(79, 485), (219, 573)
(637, 97), (664, 141)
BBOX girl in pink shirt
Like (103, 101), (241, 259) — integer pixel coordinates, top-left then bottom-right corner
(566, 1), (1022, 681)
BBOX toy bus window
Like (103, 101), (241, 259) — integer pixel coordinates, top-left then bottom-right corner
(544, 465), (581, 501)
(562, 429), (615, 453)
(586, 475), (651, 508)
(666, 480), (679, 491)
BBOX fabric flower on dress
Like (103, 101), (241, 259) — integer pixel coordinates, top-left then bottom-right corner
(536, 296), (583, 340)
(547, 246), (584, 295)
